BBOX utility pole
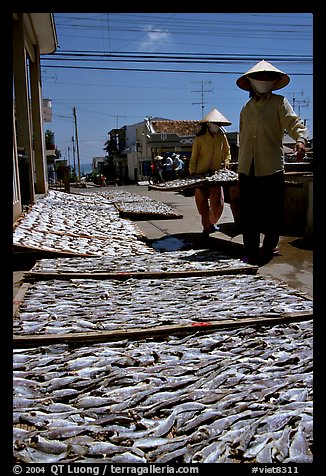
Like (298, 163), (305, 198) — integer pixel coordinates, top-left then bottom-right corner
(296, 99), (309, 118)
(287, 91), (303, 111)
(191, 81), (212, 118)
(115, 114), (126, 129)
(72, 136), (77, 183)
(73, 107), (81, 180)
(288, 91), (309, 115)
(286, 91), (309, 123)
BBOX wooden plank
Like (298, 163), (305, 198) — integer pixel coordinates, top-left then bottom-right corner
(17, 225), (110, 241)
(13, 311), (313, 348)
(148, 179), (238, 192)
(13, 283), (30, 317)
(13, 243), (97, 257)
(24, 265), (259, 282)
(118, 211), (183, 220)
(148, 182), (200, 192)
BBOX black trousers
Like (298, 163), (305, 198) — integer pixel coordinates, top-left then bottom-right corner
(239, 171), (285, 258)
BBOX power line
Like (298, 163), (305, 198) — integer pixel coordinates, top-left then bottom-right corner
(41, 64), (312, 75)
(43, 52), (312, 68)
(54, 17), (312, 39)
(45, 50), (312, 60)
(53, 13), (312, 57)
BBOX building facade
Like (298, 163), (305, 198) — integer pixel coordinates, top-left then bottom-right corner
(126, 118), (239, 182)
(13, 13), (58, 223)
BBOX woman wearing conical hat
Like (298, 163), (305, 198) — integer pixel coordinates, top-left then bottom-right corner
(236, 60), (309, 265)
(189, 108), (232, 237)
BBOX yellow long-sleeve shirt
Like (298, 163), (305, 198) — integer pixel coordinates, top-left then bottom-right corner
(189, 130), (231, 175)
(238, 92), (309, 176)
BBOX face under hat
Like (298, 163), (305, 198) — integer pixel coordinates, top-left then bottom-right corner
(199, 108), (231, 126)
(236, 60), (290, 91)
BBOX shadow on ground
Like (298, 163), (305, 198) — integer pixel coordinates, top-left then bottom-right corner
(146, 232), (244, 258)
(289, 238), (313, 251)
(218, 222), (241, 238)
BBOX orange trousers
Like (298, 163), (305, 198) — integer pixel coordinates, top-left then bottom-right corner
(194, 186), (224, 231)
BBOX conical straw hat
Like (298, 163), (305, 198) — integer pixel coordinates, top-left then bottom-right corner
(236, 60), (290, 91)
(199, 108), (231, 125)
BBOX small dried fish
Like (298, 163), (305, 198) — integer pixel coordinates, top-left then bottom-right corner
(13, 310), (313, 464)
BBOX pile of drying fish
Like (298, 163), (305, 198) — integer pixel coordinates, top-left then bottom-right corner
(14, 275), (312, 336)
(13, 190), (153, 257)
(101, 190), (182, 218)
(12, 188), (313, 464)
(149, 169), (239, 191)
(13, 320), (313, 463)
(29, 250), (252, 275)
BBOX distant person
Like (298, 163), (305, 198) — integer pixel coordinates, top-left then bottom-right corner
(189, 108), (232, 237)
(163, 154), (174, 181)
(100, 174), (107, 187)
(236, 60), (309, 265)
(172, 154), (185, 178)
(151, 156), (164, 184)
(181, 155), (190, 177)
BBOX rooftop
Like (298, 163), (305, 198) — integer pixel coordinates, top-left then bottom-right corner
(151, 120), (201, 136)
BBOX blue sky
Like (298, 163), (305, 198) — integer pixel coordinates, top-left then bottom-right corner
(41, 13), (313, 166)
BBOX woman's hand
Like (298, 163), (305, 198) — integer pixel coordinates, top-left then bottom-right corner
(295, 141), (306, 161)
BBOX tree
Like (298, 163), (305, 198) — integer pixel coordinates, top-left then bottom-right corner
(45, 129), (55, 150)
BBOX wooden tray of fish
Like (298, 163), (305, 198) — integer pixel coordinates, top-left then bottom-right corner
(101, 190), (183, 219)
(13, 231), (152, 257)
(13, 274), (313, 337)
(26, 250), (258, 280)
(114, 202), (183, 219)
(13, 320), (313, 463)
(13, 190), (153, 257)
(148, 169), (239, 192)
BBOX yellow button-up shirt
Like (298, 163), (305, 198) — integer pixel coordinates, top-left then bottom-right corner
(238, 92), (309, 177)
(189, 130), (231, 175)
